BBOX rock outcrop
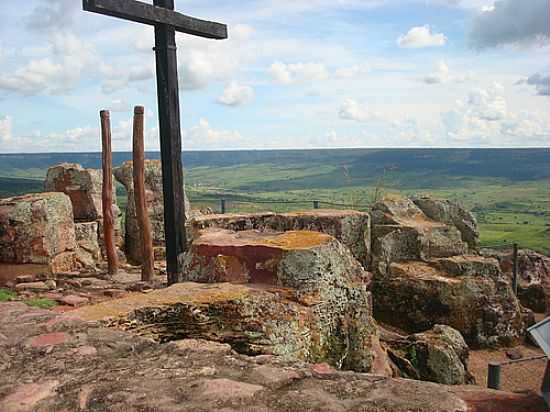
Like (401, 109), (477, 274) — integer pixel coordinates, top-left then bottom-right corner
(114, 160), (191, 264)
(483, 248), (550, 313)
(74, 222), (100, 269)
(382, 324), (473, 385)
(373, 256), (525, 346)
(44, 163), (109, 221)
(413, 197), (479, 251)
(190, 209), (371, 267)
(370, 197), (526, 347)
(44, 163), (123, 266)
(0, 193), (77, 274)
(72, 281), (389, 374)
(371, 197), (468, 270)
(1, 301), (546, 412)
(173, 228), (384, 373)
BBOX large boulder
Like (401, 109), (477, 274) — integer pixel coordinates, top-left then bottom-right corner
(413, 197), (480, 251)
(373, 256), (525, 347)
(0, 193), (77, 274)
(114, 160), (191, 264)
(44, 163), (113, 222)
(190, 209), (371, 268)
(72, 281), (390, 374)
(371, 197), (468, 270)
(383, 324), (473, 385)
(483, 248), (550, 313)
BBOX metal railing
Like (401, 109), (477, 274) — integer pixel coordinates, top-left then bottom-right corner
(488, 355), (547, 391)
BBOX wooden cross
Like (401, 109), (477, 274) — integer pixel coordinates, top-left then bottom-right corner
(83, 0), (227, 285)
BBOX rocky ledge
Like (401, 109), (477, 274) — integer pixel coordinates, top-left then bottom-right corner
(0, 302), (545, 412)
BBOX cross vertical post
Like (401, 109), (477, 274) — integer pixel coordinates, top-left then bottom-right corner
(82, 0), (227, 285)
(153, 0), (186, 285)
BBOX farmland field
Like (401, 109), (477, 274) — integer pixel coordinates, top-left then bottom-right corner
(1, 149), (549, 254)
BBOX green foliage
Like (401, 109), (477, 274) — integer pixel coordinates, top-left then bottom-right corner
(0, 289), (16, 302)
(24, 298), (58, 310)
(408, 346), (419, 369)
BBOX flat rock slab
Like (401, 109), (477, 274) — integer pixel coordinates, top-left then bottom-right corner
(69, 282), (382, 372)
(180, 229), (371, 297)
(190, 209), (371, 267)
(0, 302), (546, 412)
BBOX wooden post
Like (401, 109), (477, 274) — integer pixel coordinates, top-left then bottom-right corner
(154, 0), (187, 285)
(133, 106), (155, 283)
(513, 243), (519, 296)
(100, 110), (118, 276)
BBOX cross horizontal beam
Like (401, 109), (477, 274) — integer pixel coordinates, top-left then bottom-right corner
(83, 0), (227, 39)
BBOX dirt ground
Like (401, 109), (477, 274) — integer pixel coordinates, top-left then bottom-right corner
(469, 344), (547, 393)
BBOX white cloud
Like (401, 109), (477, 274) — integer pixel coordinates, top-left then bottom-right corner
(423, 61), (451, 84)
(184, 119), (243, 149)
(334, 64), (370, 78)
(339, 99), (379, 122)
(441, 83), (550, 145)
(524, 73), (550, 96)
(0, 116), (12, 143)
(470, 0), (550, 48)
(398, 25), (447, 48)
(217, 82), (255, 106)
(177, 24), (255, 91)
(109, 99), (130, 113)
(25, 0), (79, 32)
(269, 62), (330, 85)
(422, 61), (474, 85)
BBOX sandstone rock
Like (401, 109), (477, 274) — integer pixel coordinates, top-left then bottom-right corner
(384, 324), (473, 385)
(75, 222), (100, 269)
(44, 163), (114, 221)
(371, 197), (468, 268)
(413, 197), (480, 251)
(373, 257), (525, 347)
(114, 160), (191, 264)
(1, 301), (547, 412)
(15, 281), (49, 292)
(71, 280), (385, 374)
(0, 193), (77, 273)
(190, 209), (371, 268)
(177, 229), (388, 373)
(483, 248), (550, 313)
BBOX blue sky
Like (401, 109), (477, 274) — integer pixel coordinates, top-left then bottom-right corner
(0, 0), (549, 152)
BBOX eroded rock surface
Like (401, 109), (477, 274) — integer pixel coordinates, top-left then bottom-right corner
(72, 271), (385, 373)
(373, 256), (525, 346)
(114, 160), (191, 264)
(75, 222), (100, 269)
(413, 197), (479, 251)
(0, 302), (545, 412)
(190, 209), (371, 267)
(383, 324), (473, 385)
(371, 197), (468, 268)
(483, 248), (550, 313)
(44, 163), (111, 222)
(0, 193), (77, 274)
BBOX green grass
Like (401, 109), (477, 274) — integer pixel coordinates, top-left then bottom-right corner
(24, 298), (58, 310)
(0, 289), (16, 302)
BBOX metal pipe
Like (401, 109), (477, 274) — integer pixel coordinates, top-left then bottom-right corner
(487, 362), (501, 390)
